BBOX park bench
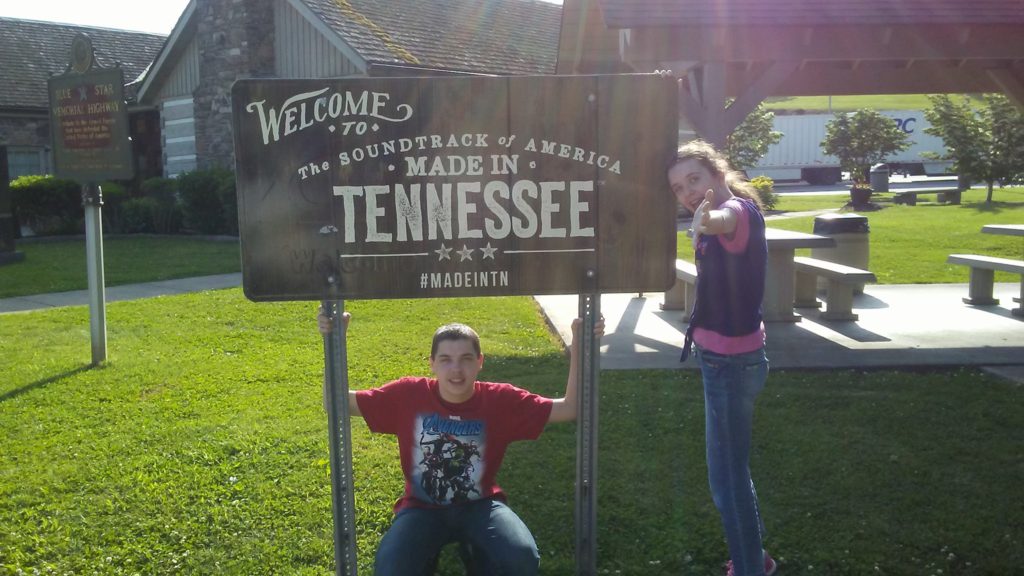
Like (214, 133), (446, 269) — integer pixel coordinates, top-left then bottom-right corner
(661, 259), (698, 314)
(793, 256), (877, 321)
(946, 254), (1024, 317)
(892, 187), (961, 206)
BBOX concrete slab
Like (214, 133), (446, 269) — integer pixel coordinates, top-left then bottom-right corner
(536, 282), (1024, 371)
(4, 272), (1021, 376)
(0, 273), (242, 314)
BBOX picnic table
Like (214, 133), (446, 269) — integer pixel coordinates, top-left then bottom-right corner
(675, 226), (842, 321)
(981, 224), (1024, 236)
(892, 186), (962, 205)
(763, 228), (836, 321)
(946, 224), (1024, 316)
(982, 224), (1024, 258)
(982, 224), (1024, 238)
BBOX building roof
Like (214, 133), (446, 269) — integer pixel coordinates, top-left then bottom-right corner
(0, 17), (167, 111)
(301, 0), (562, 75)
(556, 0), (1024, 145)
(596, 0), (1024, 28)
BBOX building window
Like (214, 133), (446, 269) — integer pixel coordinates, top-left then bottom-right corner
(7, 148), (50, 179)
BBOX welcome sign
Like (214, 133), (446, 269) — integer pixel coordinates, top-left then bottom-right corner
(231, 74), (677, 301)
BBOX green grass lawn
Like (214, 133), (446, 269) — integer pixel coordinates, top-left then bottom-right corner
(0, 236), (241, 298)
(773, 187), (1024, 283)
(2, 187), (1022, 573)
(2, 292), (1021, 575)
(763, 94), (984, 113)
(771, 193), (853, 213)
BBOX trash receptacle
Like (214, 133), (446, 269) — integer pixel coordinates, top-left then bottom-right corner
(869, 163), (889, 192)
(812, 213), (870, 293)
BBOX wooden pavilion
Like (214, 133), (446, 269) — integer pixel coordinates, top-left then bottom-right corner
(557, 0), (1024, 145)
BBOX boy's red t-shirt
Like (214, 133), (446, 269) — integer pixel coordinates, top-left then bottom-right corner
(356, 376), (552, 513)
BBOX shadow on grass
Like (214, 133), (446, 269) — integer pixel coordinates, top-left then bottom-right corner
(955, 199), (1024, 213)
(0, 364), (94, 403)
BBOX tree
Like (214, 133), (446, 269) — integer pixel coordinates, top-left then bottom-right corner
(724, 104), (783, 171)
(821, 109), (911, 185)
(923, 94), (1024, 204)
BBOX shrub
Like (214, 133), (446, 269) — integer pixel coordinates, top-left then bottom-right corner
(140, 177), (183, 234)
(217, 172), (238, 236)
(749, 175), (778, 211)
(120, 197), (160, 233)
(140, 177), (178, 205)
(178, 168), (235, 235)
(10, 175), (83, 236)
(99, 180), (131, 234)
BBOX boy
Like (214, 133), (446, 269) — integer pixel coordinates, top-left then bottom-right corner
(318, 310), (602, 575)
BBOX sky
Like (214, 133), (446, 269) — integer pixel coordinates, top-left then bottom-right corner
(1, 0), (193, 34)
(1, 0), (562, 36)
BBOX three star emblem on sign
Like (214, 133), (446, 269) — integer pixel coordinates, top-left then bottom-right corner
(434, 243), (498, 261)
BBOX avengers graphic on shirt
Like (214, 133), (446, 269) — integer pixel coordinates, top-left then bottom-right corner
(413, 412), (485, 505)
(355, 376), (552, 512)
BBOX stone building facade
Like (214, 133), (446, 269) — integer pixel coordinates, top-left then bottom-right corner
(193, 0), (276, 170)
(136, 0), (560, 177)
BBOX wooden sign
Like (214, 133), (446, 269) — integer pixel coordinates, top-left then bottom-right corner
(231, 74), (677, 301)
(47, 34), (133, 182)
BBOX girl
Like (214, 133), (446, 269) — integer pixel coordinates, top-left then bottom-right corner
(668, 140), (777, 576)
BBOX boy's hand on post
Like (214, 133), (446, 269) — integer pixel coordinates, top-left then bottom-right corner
(317, 307), (351, 335)
(551, 315), (606, 423)
(569, 316), (606, 349)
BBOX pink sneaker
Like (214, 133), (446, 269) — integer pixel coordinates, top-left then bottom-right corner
(725, 552), (777, 576)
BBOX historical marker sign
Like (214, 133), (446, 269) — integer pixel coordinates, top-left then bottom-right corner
(47, 35), (133, 182)
(232, 74), (677, 301)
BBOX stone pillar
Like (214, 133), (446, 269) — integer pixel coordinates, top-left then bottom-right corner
(194, 0), (276, 170)
(0, 146), (24, 265)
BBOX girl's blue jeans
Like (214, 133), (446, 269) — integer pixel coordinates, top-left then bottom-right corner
(374, 498), (539, 575)
(696, 346), (770, 576)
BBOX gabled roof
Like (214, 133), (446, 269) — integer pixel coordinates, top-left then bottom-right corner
(134, 0), (196, 104)
(0, 17), (167, 111)
(597, 0), (1024, 28)
(300, 0), (562, 75)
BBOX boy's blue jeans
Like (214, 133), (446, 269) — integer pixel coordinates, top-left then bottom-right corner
(696, 346), (770, 576)
(374, 498), (539, 575)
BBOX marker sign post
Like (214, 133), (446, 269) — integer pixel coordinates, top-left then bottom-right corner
(47, 33), (134, 366)
(232, 74), (678, 574)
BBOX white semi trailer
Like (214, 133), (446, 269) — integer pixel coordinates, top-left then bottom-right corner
(748, 110), (953, 184)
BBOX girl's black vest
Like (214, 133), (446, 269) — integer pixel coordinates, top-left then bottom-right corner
(681, 197), (767, 361)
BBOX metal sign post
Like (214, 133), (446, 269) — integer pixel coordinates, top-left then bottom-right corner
(83, 183), (106, 365)
(47, 33), (133, 365)
(575, 289), (601, 575)
(321, 299), (359, 576)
